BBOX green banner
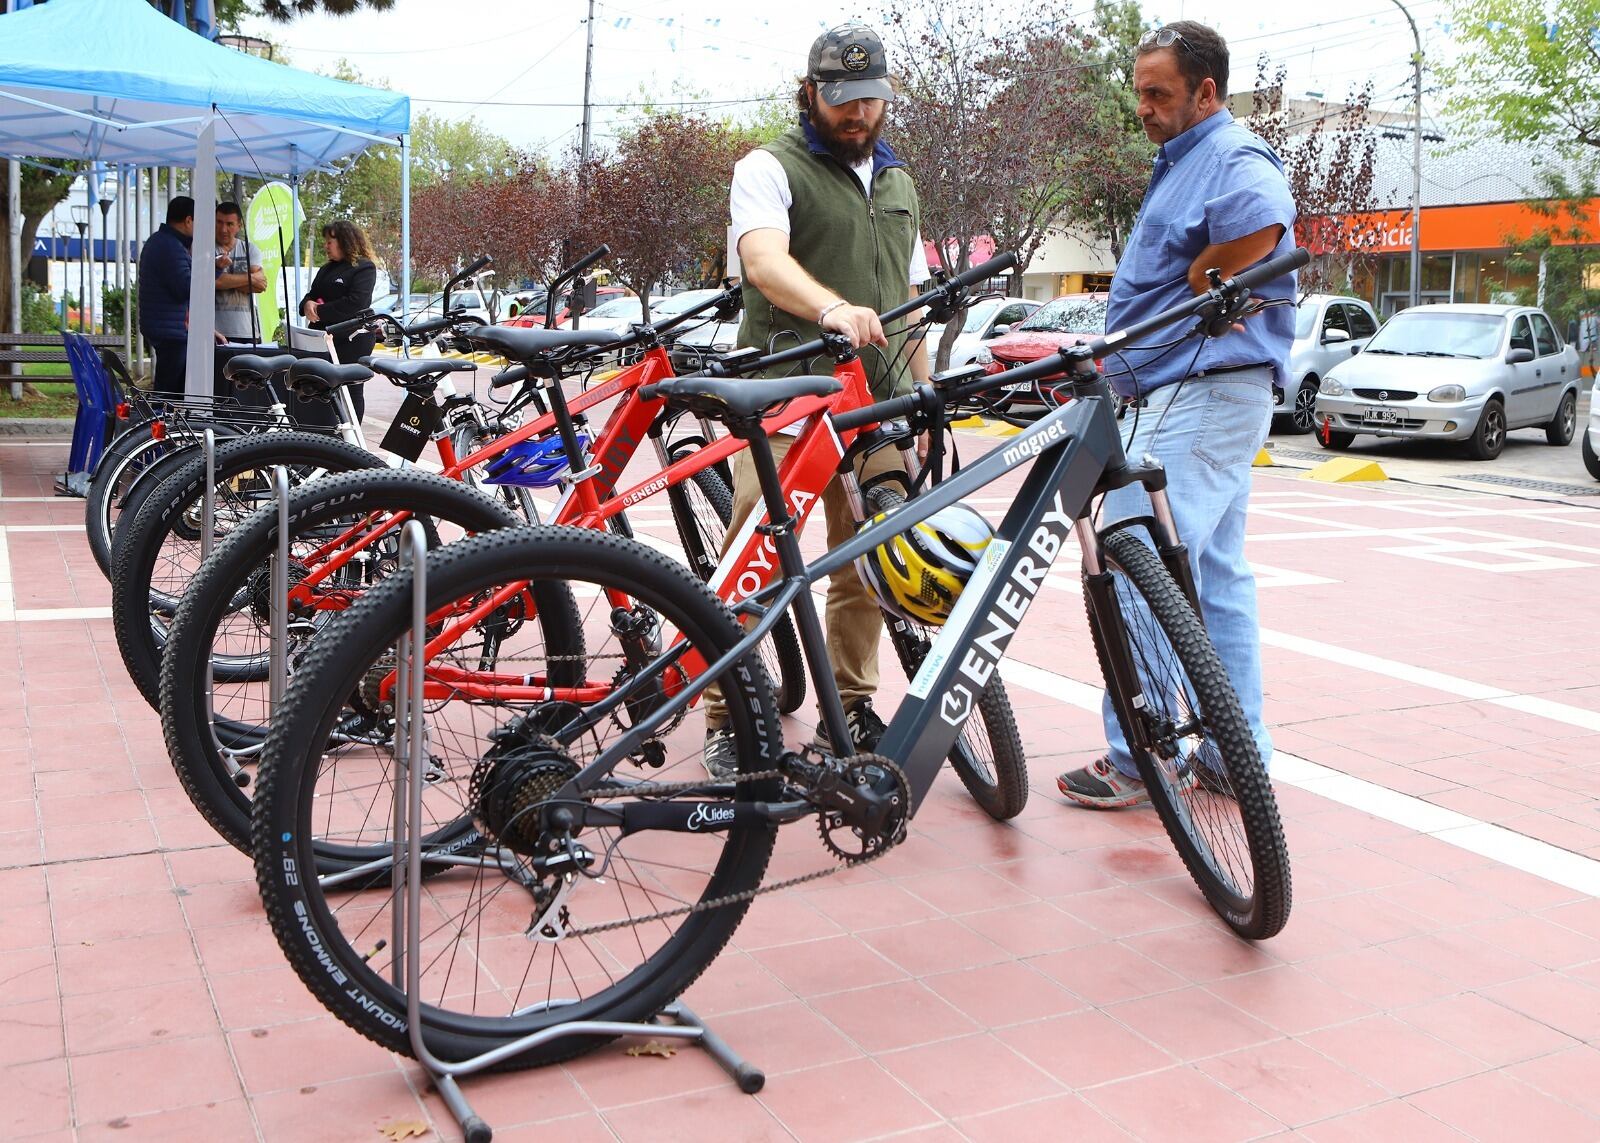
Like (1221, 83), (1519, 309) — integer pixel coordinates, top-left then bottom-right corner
(247, 182), (303, 342)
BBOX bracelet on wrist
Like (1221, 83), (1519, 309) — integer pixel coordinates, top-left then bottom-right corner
(817, 299), (847, 325)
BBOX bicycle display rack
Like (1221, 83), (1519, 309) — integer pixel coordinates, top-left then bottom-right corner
(389, 523), (764, 1143)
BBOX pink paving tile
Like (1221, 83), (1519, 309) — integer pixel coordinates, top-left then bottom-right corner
(208, 964), (336, 1031)
(1384, 929), (1541, 990)
(923, 959), (1082, 1029)
(1204, 966), (1375, 1037)
(62, 978), (220, 1055)
(1506, 1044), (1600, 1118)
(0, 1057), (71, 1137)
(895, 866), (1041, 916)
(415, 1063), (591, 1129)
(1300, 1015), (1483, 1096)
(729, 893), (844, 951)
(801, 879), (943, 931)
(74, 1099), (259, 1142)
(40, 816), (159, 863)
(1124, 923), (1284, 985)
(1030, 938), (1188, 1006)
(1080, 839), (1192, 884)
(811, 978), (979, 1053)
(1084, 1063), (1282, 1143)
(485, 1111), (618, 1143)
(677, 950), (796, 1018)
(0, 899), (52, 953)
(0, 997), (64, 1066)
(1054, 885), (1198, 938)
(1542, 896), (1600, 941)
(1195, 1038), (1386, 1127)
(957, 899), (1102, 958)
(251, 1071), (432, 1143)
(987, 851), (1119, 898)
(1374, 876), (1515, 927)
(565, 1037), (755, 1110)
(1299, 1098), (1473, 1142)
(49, 886), (188, 944)
(751, 935), (906, 999)
(1301, 947), (1462, 1010)
(229, 1015), (400, 1094)
(861, 916), (1008, 977)
(878, 1032), (1063, 1119)
(757, 1058), (939, 1143)
(55, 927), (204, 997)
(69, 1034), (243, 1123)
(957, 1093), (1136, 1142)
(0, 944), (59, 1005)
(1398, 991), (1580, 1066)
(603, 1086), (791, 1142)
(702, 1000), (862, 1076)
(191, 919), (295, 977)
(1107, 985), (1278, 1061)
(997, 1009), (1174, 1088)
(164, 843), (255, 889)
(173, 878), (264, 929)
(43, 850), (169, 901)
(1482, 972), (1600, 1042)
(1406, 1070), (1600, 1143)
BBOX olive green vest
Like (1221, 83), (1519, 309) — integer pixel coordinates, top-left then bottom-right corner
(737, 126), (922, 398)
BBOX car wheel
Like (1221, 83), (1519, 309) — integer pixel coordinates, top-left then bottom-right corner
(1468, 399), (1507, 461)
(1584, 428), (1600, 481)
(1545, 390), (1578, 446)
(1289, 377), (1320, 434)
(1318, 427), (1355, 449)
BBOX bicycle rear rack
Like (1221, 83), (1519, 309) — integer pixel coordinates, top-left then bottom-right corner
(389, 523), (764, 1143)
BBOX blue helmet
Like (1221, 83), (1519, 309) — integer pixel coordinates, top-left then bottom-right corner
(482, 432), (589, 488)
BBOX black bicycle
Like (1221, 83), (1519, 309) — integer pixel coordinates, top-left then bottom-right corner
(249, 249), (1303, 1068)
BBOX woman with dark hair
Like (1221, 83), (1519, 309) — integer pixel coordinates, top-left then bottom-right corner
(300, 219), (379, 417)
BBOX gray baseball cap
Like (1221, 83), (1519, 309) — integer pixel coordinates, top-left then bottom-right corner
(807, 22), (895, 105)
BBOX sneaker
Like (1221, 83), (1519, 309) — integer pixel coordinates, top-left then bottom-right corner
(1057, 756), (1153, 809)
(811, 697), (888, 756)
(703, 726), (738, 781)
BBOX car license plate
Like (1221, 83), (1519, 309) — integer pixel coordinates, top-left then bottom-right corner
(1003, 381), (1032, 393)
(1362, 404), (1402, 425)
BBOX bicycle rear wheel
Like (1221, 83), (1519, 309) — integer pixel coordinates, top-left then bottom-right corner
(864, 484), (1028, 820)
(1088, 527), (1291, 939)
(252, 526), (781, 1068)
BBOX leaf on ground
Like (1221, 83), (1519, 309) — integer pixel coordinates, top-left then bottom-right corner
(378, 1119), (430, 1141)
(625, 1040), (678, 1059)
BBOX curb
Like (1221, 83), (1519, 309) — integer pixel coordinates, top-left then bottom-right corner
(0, 418), (74, 437)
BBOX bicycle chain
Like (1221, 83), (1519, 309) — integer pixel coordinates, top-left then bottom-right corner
(553, 759), (907, 940)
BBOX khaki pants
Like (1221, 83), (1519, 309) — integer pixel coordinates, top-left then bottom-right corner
(703, 433), (907, 728)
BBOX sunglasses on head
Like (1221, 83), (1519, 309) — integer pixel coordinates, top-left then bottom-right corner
(1139, 26), (1214, 79)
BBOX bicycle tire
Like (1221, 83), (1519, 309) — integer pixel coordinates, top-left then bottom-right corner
(159, 469), (534, 856)
(86, 422), (192, 579)
(111, 432), (386, 711)
(1089, 527), (1291, 939)
(666, 459), (807, 715)
(252, 525), (780, 1068)
(104, 441), (204, 572)
(863, 484), (1029, 820)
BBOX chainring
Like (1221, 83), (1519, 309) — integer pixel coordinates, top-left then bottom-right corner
(817, 753), (910, 862)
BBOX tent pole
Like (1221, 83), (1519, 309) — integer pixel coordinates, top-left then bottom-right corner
(184, 111), (217, 399)
(134, 167), (146, 377)
(120, 164), (132, 369)
(7, 158), (21, 401)
(400, 133), (410, 320)
(289, 147), (301, 312)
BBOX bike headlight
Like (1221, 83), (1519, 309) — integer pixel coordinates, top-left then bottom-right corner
(1320, 377), (1346, 397)
(976, 346), (994, 365)
(1428, 384), (1466, 402)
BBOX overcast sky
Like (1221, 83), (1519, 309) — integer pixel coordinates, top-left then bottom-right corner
(241, 0), (1459, 157)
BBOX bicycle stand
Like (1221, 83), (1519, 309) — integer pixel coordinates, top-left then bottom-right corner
(390, 523), (765, 1143)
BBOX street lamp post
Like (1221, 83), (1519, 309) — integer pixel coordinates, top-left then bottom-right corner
(1390, 0), (1423, 310)
(69, 203), (90, 333)
(97, 170), (120, 333)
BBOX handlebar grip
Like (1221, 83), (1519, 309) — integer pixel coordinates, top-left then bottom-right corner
(637, 381), (667, 402)
(950, 251), (1020, 289)
(404, 316), (452, 337)
(491, 364), (528, 389)
(461, 254), (491, 276)
(1229, 248), (1310, 292)
(831, 391), (922, 433)
(325, 312), (374, 336)
(568, 245), (610, 277)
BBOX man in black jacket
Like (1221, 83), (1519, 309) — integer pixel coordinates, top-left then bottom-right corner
(138, 196), (195, 395)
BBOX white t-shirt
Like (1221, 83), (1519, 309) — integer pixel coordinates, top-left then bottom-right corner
(729, 149), (930, 285)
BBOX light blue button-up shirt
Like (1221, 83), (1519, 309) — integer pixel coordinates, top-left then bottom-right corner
(1106, 109), (1298, 398)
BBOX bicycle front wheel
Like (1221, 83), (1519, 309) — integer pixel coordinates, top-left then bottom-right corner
(252, 526), (782, 1068)
(1089, 527), (1291, 939)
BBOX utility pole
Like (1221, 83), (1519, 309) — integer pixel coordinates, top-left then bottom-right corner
(1390, 0), (1423, 310)
(579, 0), (597, 166)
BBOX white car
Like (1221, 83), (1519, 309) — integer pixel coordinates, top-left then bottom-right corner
(556, 289), (723, 337)
(1315, 303), (1582, 461)
(1583, 387), (1599, 480)
(926, 296), (1040, 370)
(1277, 295), (1378, 433)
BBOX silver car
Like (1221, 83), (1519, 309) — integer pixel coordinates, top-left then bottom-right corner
(1276, 295), (1378, 433)
(1314, 304), (1582, 461)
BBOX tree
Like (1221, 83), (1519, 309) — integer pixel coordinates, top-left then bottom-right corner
(259, 0), (394, 18)
(1246, 60), (1387, 296)
(1504, 171), (1600, 374)
(1, 160), (80, 390)
(1442, 0), (1600, 155)
(1073, 0), (1155, 260)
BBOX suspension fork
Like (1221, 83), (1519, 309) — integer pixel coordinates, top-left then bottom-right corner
(1074, 517), (1157, 755)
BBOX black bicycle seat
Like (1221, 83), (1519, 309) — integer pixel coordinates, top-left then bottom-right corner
(288, 358), (373, 401)
(466, 325), (618, 361)
(223, 353), (297, 390)
(362, 356), (477, 387)
(647, 375), (841, 422)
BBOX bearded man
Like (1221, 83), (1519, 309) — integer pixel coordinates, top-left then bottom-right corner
(701, 21), (932, 777)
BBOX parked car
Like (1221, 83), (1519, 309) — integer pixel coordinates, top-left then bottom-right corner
(1277, 295), (1379, 433)
(502, 285), (629, 328)
(1314, 303), (1582, 461)
(555, 290), (722, 336)
(1583, 388), (1600, 480)
(977, 294), (1109, 417)
(926, 296), (1041, 370)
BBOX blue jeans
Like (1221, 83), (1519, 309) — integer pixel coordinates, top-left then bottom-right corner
(1098, 372), (1274, 777)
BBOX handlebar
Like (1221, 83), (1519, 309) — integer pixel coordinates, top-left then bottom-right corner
(460, 254), (491, 278)
(324, 312), (373, 337)
(565, 245), (609, 280)
(831, 390), (924, 433)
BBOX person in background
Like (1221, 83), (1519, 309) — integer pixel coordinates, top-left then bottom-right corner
(300, 219), (378, 418)
(213, 201), (265, 343)
(137, 195), (195, 395)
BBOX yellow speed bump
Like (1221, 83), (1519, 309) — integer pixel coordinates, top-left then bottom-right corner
(1304, 457), (1387, 483)
(1252, 448), (1273, 466)
(949, 415), (986, 429)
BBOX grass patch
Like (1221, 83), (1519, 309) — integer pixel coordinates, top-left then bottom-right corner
(0, 381), (77, 418)
(21, 361), (73, 377)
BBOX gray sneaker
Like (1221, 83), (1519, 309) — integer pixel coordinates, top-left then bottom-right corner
(703, 727), (738, 781)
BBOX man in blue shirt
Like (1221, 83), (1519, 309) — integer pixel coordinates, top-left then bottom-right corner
(137, 195), (195, 396)
(1058, 21), (1296, 808)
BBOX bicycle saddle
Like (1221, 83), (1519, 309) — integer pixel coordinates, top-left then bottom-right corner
(362, 356), (477, 388)
(222, 353), (297, 390)
(465, 325), (618, 362)
(287, 358), (374, 402)
(643, 375), (841, 422)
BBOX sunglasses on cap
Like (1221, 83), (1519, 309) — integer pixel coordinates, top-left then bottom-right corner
(1138, 26), (1214, 78)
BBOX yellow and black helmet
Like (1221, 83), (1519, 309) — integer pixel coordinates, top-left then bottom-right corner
(854, 500), (993, 626)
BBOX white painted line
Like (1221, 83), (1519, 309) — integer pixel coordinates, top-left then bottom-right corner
(2, 524), (90, 534)
(0, 496), (72, 504)
(14, 607), (113, 622)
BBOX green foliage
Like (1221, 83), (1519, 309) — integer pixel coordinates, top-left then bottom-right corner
(259, 0), (395, 19)
(20, 284), (64, 335)
(1503, 171), (1600, 356)
(102, 283), (138, 334)
(1444, 0), (1600, 153)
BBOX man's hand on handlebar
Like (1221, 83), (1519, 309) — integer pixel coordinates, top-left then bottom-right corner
(821, 303), (888, 350)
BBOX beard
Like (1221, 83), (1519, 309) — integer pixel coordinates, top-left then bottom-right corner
(808, 104), (885, 166)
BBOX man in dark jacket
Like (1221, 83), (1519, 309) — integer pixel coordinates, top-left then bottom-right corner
(138, 196), (195, 395)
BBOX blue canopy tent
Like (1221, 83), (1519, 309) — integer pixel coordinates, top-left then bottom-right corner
(0, 0), (412, 400)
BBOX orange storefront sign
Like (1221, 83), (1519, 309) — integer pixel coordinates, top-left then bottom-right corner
(1305, 199), (1600, 255)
